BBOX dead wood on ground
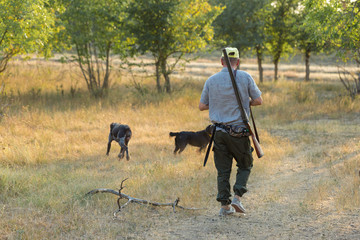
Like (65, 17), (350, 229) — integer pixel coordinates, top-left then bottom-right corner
(86, 178), (204, 217)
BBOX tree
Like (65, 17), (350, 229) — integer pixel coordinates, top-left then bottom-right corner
(127, 0), (223, 93)
(305, 0), (360, 97)
(213, 0), (269, 83)
(59, 0), (132, 98)
(265, 0), (299, 81)
(293, 0), (324, 81)
(0, 0), (55, 73)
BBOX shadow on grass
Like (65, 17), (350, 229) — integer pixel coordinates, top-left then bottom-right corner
(4, 83), (187, 114)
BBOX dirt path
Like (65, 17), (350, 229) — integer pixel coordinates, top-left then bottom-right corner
(143, 162), (359, 239)
(138, 124), (360, 240)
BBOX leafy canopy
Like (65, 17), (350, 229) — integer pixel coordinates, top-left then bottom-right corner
(59, 0), (132, 58)
(128, 0), (223, 58)
(127, 0), (223, 92)
(213, 0), (269, 54)
(0, 0), (56, 71)
(305, 0), (360, 62)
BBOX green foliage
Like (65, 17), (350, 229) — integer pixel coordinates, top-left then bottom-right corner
(264, 0), (300, 80)
(213, 0), (269, 55)
(305, 0), (360, 62)
(60, 0), (132, 57)
(0, 0), (56, 72)
(305, 0), (360, 96)
(265, 0), (299, 57)
(128, 0), (222, 55)
(212, 0), (269, 82)
(289, 0), (326, 81)
(58, 0), (133, 97)
(127, 0), (223, 93)
(293, 1), (324, 53)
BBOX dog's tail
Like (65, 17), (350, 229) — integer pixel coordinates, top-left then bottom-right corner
(169, 132), (179, 137)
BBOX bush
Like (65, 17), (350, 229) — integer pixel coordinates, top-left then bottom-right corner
(293, 83), (316, 103)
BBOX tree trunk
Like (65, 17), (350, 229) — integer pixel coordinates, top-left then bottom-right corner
(164, 73), (171, 93)
(161, 58), (171, 93)
(273, 48), (282, 81)
(274, 59), (279, 81)
(102, 43), (111, 91)
(155, 60), (162, 93)
(0, 30), (15, 73)
(256, 46), (264, 83)
(0, 51), (17, 73)
(305, 48), (311, 82)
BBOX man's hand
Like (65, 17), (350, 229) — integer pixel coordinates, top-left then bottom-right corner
(250, 96), (263, 106)
(199, 102), (209, 111)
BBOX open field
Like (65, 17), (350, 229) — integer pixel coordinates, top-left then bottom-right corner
(0, 56), (359, 239)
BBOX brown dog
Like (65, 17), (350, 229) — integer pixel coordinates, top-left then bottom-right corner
(169, 125), (213, 154)
(106, 123), (132, 160)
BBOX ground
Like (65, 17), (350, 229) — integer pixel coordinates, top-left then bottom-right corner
(99, 118), (360, 240)
(1, 56), (359, 239)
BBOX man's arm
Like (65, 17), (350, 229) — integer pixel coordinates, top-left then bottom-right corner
(250, 96), (263, 106)
(199, 102), (209, 111)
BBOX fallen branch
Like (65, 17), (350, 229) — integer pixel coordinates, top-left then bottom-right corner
(86, 179), (204, 217)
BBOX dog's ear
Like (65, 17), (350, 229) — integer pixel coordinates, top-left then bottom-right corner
(205, 124), (213, 134)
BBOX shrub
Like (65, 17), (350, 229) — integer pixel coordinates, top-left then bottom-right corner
(293, 83), (316, 103)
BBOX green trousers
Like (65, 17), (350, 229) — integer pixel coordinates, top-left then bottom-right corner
(213, 131), (253, 206)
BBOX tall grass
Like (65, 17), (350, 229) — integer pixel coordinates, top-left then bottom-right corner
(0, 59), (359, 239)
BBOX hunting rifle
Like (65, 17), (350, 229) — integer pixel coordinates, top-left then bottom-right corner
(222, 48), (264, 158)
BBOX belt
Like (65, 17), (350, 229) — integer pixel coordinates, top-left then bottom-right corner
(215, 123), (231, 131)
(214, 123), (250, 137)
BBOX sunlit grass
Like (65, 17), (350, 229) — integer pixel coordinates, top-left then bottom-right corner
(0, 58), (359, 238)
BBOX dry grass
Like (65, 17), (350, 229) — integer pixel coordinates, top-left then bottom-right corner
(0, 57), (359, 239)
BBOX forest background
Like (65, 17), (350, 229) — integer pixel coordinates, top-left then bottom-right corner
(0, 0), (359, 239)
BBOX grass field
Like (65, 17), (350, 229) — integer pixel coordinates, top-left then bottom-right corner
(0, 55), (359, 239)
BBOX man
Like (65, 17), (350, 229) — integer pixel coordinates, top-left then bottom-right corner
(199, 47), (263, 216)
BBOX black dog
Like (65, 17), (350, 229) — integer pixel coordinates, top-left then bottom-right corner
(169, 125), (213, 154)
(106, 123), (132, 160)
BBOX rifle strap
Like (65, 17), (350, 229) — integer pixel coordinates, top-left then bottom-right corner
(234, 69), (260, 143)
(203, 125), (217, 167)
(250, 106), (260, 143)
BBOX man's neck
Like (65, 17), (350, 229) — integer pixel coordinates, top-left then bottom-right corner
(223, 66), (237, 70)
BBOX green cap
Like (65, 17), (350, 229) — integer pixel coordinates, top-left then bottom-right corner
(222, 47), (239, 58)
